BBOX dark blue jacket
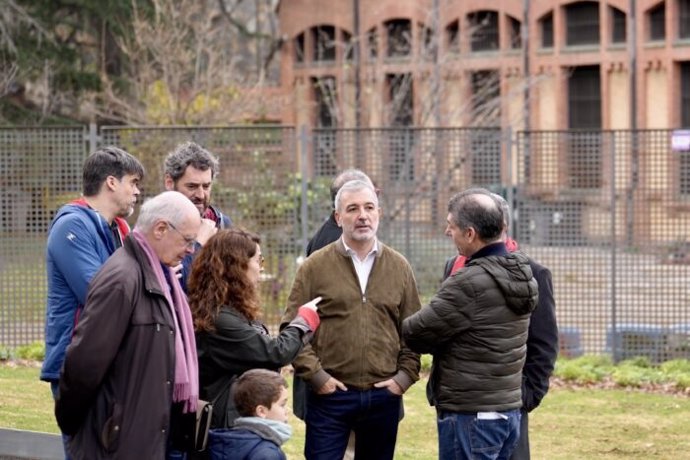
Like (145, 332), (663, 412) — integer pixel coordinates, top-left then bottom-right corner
(41, 204), (121, 381)
(208, 424), (286, 460)
(180, 204), (232, 292)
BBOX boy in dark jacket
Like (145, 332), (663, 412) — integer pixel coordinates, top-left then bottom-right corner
(208, 369), (291, 460)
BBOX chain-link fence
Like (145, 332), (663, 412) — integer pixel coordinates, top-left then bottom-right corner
(0, 126), (87, 348)
(515, 130), (690, 362)
(1, 125), (689, 363)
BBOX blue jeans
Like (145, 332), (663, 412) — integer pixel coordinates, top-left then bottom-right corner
(50, 381), (72, 460)
(437, 409), (521, 460)
(305, 387), (402, 460)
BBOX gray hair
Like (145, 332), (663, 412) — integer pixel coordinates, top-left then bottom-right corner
(330, 169), (374, 204)
(164, 142), (219, 182)
(135, 191), (198, 232)
(491, 193), (511, 228)
(334, 179), (378, 212)
(447, 187), (503, 241)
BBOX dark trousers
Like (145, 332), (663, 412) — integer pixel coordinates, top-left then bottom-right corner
(509, 409), (530, 460)
(305, 387), (402, 460)
(50, 381), (72, 460)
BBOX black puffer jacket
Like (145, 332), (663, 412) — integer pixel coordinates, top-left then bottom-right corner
(402, 251), (538, 413)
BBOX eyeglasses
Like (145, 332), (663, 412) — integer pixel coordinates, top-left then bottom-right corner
(166, 221), (197, 249)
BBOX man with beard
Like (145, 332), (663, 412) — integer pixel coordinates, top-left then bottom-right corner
(282, 179), (421, 460)
(41, 146), (145, 458)
(164, 141), (232, 291)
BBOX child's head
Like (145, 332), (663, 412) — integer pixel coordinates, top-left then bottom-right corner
(233, 369), (289, 423)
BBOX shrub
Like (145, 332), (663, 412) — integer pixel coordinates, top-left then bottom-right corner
(0, 345), (13, 361)
(660, 359), (690, 390)
(554, 355), (613, 384)
(420, 354), (433, 374)
(15, 341), (45, 361)
(611, 361), (664, 387)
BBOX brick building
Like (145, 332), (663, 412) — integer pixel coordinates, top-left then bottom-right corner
(276, 0), (690, 131)
(274, 0), (690, 248)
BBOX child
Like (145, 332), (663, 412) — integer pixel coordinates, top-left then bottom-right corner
(208, 369), (292, 460)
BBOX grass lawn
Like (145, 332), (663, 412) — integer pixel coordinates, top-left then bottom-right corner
(2, 363), (689, 459)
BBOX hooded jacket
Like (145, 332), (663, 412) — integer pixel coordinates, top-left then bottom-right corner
(443, 248), (558, 414)
(402, 244), (538, 413)
(208, 420), (287, 460)
(41, 202), (127, 381)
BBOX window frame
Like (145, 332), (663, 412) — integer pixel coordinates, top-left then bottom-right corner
(565, 1), (601, 47)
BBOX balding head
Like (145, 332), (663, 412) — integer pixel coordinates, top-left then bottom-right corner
(447, 188), (504, 242)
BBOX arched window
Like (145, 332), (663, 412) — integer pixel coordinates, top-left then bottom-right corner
(565, 1), (600, 46)
(295, 32), (305, 63)
(419, 23), (434, 59)
(312, 25), (336, 62)
(679, 0), (690, 39)
(468, 10), (499, 51)
(610, 6), (626, 44)
(366, 27), (378, 60)
(648, 2), (666, 41)
(385, 19), (412, 58)
(540, 11), (554, 48)
(446, 20), (460, 53)
(508, 15), (522, 49)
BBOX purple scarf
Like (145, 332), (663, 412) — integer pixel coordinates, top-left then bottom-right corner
(132, 230), (198, 413)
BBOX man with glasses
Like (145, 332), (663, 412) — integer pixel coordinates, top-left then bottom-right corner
(164, 141), (233, 291)
(56, 191), (201, 459)
(41, 146), (144, 458)
(167, 221), (198, 250)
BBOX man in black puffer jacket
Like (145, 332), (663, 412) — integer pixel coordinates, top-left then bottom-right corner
(403, 188), (538, 460)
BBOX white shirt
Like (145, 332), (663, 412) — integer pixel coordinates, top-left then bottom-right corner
(342, 237), (379, 295)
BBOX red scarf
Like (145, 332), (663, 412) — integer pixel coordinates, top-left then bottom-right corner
(450, 237), (519, 276)
(71, 198), (130, 239)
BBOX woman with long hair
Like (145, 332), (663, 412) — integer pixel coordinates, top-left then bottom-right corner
(188, 228), (320, 428)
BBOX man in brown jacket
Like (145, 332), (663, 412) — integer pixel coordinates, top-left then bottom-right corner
(55, 191), (201, 459)
(282, 179), (421, 460)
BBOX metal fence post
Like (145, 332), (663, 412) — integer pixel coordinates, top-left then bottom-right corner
(404, 129), (412, 256)
(299, 125), (310, 253)
(86, 123), (99, 152)
(505, 126), (515, 238)
(610, 132), (619, 363)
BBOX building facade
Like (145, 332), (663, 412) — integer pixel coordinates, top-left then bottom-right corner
(277, 0), (690, 131)
(275, 0), (690, 248)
